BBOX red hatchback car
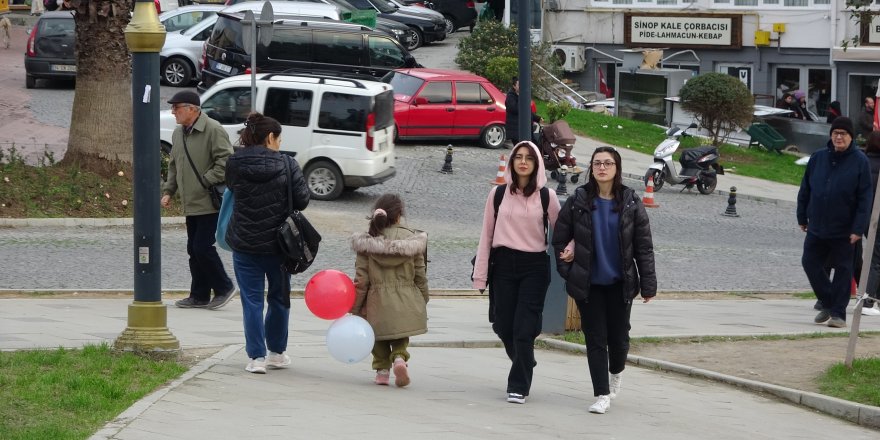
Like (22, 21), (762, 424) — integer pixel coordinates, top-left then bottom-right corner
(386, 68), (507, 148)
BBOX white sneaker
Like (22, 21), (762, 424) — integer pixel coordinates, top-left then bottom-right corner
(246, 357), (267, 374)
(609, 373), (622, 399)
(267, 352), (291, 369)
(862, 305), (880, 316)
(506, 393), (526, 404)
(589, 395), (611, 414)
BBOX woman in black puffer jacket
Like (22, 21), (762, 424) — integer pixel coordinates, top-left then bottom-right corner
(225, 112), (309, 374)
(551, 146), (656, 415)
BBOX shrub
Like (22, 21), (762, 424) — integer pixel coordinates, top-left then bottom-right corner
(545, 100), (572, 123)
(679, 72), (754, 146)
(455, 20), (517, 78)
(485, 56), (518, 92)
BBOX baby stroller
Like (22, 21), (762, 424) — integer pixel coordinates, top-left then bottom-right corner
(536, 120), (584, 183)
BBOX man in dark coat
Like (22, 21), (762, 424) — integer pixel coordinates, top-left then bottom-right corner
(797, 117), (873, 328)
(504, 76), (541, 146)
(858, 96), (875, 140)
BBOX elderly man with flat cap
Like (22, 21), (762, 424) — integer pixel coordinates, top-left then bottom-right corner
(162, 90), (237, 310)
(798, 116), (873, 328)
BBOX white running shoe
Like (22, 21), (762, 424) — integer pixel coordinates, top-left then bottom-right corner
(246, 357), (267, 374)
(267, 352), (291, 369)
(609, 373), (622, 399)
(862, 305), (880, 316)
(589, 395), (611, 414)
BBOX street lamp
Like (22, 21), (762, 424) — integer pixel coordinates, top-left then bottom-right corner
(114, 0), (179, 356)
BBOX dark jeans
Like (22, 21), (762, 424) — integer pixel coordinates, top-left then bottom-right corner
(491, 247), (550, 396)
(803, 233), (854, 320)
(186, 213), (233, 302)
(576, 282), (632, 397)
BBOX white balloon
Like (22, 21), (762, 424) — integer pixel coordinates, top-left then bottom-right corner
(326, 315), (375, 364)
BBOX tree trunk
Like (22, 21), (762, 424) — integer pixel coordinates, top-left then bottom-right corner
(62, 0), (134, 176)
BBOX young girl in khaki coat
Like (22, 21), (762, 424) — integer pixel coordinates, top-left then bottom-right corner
(349, 194), (429, 387)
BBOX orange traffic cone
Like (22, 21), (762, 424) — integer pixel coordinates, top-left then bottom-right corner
(642, 176), (659, 208)
(491, 154), (507, 185)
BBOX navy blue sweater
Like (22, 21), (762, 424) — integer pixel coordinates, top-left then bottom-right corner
(797, 141), (872, 239)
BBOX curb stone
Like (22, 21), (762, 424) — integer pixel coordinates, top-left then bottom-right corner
(539, 337), (880, 430)
(621, 172), (796, 208)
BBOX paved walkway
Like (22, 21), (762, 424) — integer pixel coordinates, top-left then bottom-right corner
(3, 296), (879, 437)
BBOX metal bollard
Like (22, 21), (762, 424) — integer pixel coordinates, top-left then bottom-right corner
(556, 165), (569, 196)
(722, 186), (740, 217)
(440, 145), (454, 174)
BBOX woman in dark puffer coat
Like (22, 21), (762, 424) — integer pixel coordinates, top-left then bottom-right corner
(552, 146), (656, 415)
(226, 112), (310, 374)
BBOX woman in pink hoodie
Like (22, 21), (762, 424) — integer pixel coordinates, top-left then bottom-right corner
(472, 140), (561, 404)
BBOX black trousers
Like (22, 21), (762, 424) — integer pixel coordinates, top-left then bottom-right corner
(491, 247), (550, 396)
(576, 282), (632, 397)
(185, 213), (233, 302)
(803, 233), (853, 320)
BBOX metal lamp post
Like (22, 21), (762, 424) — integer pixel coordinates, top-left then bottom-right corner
(114, 0), (179, 356)
(516, 0), (531, 143)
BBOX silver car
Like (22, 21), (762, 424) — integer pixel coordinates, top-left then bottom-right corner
(159, 5), (224, 86)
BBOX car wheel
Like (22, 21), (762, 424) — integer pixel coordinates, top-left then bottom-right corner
(305, 160), (344, 201)
(443, 15), (455, 34)
(162, 57), (193, 87)
(480, 124), (506, 149)
(406, 28), (423, 51)
(25, 75), (35, 89)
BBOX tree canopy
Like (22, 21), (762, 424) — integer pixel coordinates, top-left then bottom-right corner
(679, 73), (754, 146)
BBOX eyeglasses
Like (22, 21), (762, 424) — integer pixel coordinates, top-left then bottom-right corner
(831, 131), (851, 139)
(171, 104), (192, 111)
(592, 161), (616, 169)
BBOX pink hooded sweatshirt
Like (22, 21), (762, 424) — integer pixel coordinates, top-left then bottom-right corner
(472, 141), (562, 291)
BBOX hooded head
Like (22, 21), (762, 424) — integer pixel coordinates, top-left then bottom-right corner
(504, 140), (547, 195)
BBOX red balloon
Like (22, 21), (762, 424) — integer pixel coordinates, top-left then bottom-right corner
(304, 270), (356, 320)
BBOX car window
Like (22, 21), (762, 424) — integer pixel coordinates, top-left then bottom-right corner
(386, 71), (424, 101)
(264, 88), (313, 127)
(456, 82), (493, 105)
(202, 87), (252, 125)
(319, 92), (370, 132)
(193, 25), (215, 41)
(38, 18), (74, 37)
(418, 81), (452, 104)
(209, 16), (245, 53)
(163, 11), (216, 33)
(345, 0), (377, 11)
(313, 31), (362, 65)
(368, 36), (404, 67)
(268, 30), (312, 62)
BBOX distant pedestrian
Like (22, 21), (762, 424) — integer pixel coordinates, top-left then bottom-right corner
(161, 90), (237, 310)
(350, 194), (428, 387)
(798, 117), (872, 328)
(552, 146), (657, 415)
(225, 112), (309, 374)
(826, 101), (842, 124)
(472, 140), (561, 404)
(858, 97), (875, 139)
(505, 76), (541, 146)
(30, 0), (45, 16)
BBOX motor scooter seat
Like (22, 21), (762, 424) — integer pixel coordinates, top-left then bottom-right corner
(679, 146), (718, 168)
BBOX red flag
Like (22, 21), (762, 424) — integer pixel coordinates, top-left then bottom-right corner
(598, 66), (612, 98)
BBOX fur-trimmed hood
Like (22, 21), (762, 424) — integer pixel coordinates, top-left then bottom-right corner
(350, 225), (427, 267)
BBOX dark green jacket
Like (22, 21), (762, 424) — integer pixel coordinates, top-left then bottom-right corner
(162, 112), (233, 215)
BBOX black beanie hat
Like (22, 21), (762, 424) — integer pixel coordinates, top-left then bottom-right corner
(830, 116), (855, 138)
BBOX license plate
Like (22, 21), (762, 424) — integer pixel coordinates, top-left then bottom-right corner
(51, 64), (76, 72)
(214, 62), (232, 73)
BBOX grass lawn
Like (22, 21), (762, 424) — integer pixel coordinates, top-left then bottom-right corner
(0, 344), (187, 440)
(535, 101), (807, 186)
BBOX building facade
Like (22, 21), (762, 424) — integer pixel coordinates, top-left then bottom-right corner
(538, 0), (880, 121)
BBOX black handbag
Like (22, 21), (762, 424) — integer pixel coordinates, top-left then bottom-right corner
(277, 158), (321, 274)
(181, 134), (225, 210)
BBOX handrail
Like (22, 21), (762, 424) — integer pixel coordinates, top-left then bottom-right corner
(534, 64), (592, 105)
(661, 49), (701, 64)
(583, 46), (623, 62)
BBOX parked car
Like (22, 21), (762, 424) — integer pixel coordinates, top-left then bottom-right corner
(308, 0), (445, 50)
(159, 5), (224, 86)
(161, 73), (396, 200)
(403, 0), (476, 34)
(199, 11), (419, 91)
(222, 0), (415, 48)
(386, 0), (444, 23)
(385, 68), (507, 148)
(24, 11), (76, 89)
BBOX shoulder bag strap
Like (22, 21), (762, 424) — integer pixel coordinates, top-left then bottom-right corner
(283, 156), (293, 214)
(181, 132), (210, 190)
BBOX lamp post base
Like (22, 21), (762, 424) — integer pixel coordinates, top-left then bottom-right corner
(114, 301), (180, 359)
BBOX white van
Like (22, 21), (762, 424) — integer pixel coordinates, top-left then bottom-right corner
(159, 73), (396, 200)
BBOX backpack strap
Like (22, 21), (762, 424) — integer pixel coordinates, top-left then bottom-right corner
(493, 184), (507, 220)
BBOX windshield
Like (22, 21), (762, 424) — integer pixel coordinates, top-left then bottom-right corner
(386, 71), (424, 102)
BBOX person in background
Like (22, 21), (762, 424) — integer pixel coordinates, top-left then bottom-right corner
(826, 101), (842, 124)
(472, 140), (561, 405)
(225, 112), (310, 374)
(350, 194), (428, 388)
(505, 76), (542, 146)
(858, 96), (875, 140)
(162, 90), (237, 310)
(552, 146), (657, 415)
(31, 0), (45, 16)
(798, 117), (872, 329)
